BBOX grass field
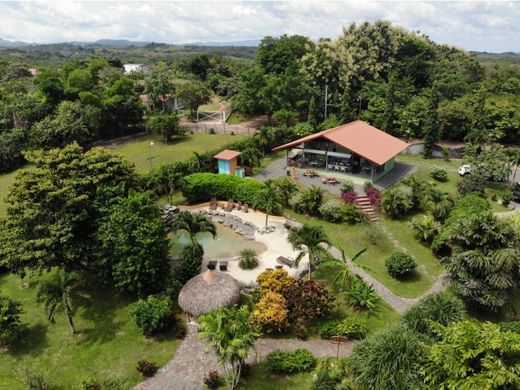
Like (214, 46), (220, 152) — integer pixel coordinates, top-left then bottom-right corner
(234, 361), (315, 389)
(0, 272), (180, 389)
(110, 133), (246, 173)
(285, 210), (439, 298)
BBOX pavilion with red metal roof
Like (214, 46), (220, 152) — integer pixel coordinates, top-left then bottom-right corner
(272, 120), (409, 182)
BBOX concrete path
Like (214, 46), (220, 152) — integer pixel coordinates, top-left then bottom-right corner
(135, 324), (355, 390)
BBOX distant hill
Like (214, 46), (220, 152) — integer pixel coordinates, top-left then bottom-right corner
(0, 37), (30, 48)
(187, 39), (261, 47)
(472, 51), (520, 64)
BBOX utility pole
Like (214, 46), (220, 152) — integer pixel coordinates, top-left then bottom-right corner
(324, 83), (328, 120)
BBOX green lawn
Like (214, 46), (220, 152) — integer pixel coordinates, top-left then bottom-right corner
(226, 112), (249, 125)
(0, 272), (180, 389)
(110, 133), (246, 173)
(234, 361), (315, 389)
(285, 210), (438, 298)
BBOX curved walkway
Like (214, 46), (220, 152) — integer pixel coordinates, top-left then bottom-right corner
(135, 324), (355, 390)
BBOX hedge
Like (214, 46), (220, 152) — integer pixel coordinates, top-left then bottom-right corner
(265, 348), (317, 373)
(182, 173), (268, 210)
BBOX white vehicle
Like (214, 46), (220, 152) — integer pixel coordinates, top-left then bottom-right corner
(458, 164), (472, 176)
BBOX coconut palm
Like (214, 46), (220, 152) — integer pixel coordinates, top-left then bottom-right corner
(172, 211), (216, 246)
(198, 306), (260, 389)
(288, 223), (332, 280)
(36, 270), (89, 335)
(322, 247), (367, 289)
(253, 183), (281, 228)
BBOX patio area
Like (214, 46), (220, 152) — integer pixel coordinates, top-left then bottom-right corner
(256, 156), (416, 195)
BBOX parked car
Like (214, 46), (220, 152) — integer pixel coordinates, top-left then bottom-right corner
(458, 164), (472, 176)
(512, 182), (520, 201)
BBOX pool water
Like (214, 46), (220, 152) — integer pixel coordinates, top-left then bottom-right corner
(170, 224), (268, 258)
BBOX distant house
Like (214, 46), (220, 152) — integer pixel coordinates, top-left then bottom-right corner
(213, 150), (244, 178)
(272, 120), (409, 182)
(123, 64), (149, 75)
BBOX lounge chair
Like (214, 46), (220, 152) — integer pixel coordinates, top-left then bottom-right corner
(219, 261), (228, 271)
(243, 203), (249, 213)
(209, 197), (217, 211)
(207, 260), (217, 270)
(236, 201), (242, 211)
(276, 256), (294, 267)
(224, 199), (234, 212)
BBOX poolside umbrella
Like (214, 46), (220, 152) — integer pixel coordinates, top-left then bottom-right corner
(178, 270), (241, 318)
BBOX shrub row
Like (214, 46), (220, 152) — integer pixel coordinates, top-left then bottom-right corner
(265, 348), (317, 373)
(182, 173), (268, 209)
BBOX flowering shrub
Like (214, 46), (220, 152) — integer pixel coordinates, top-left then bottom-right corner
(203, 370), (225, 389)
(341, 190), (357, 204)
(287, 279), (334, 322)
(365, 187), (382, 208)
(253, 291), (289, 332)
(256, 269), (297, 296)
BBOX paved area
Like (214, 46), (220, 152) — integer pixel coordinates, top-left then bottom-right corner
(135, 324), (356, 390)
(255, 157), (415, 194)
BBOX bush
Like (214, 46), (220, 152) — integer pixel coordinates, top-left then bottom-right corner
(345, 277), (378, 311)
(256, 269), (297, 296)
(381, 186), (414, 218)
(238, 248), (259, 270)
(175, 242), (204, 284)
(300, 186), (324, 216)
(432, 195), (454, 222)
(402, 292), (466, 338)
(457, 170), (486, 197)
(136, 360), (158, 377)
(500, 321), (520, 334)
(319, 318), (367, 340)
(286, 279), (334, 323)
(253, 291), (289, 332)
(265, 349), (317, 373)
(182, 173), (268, 210)
(130, 296), (172, 337)
(311, 359), (346, 390)
(288, 192), (305, 214)
(365, 186), (382, 208)
(430, 167), (448, 182)
(349, 326), (426, 389)
(340, 180), (354, 193)
(203, 370), (225, 389)
(319, 200), (344, 222)
(410, 215), (441, 243)
(0, 291), (23, 347)
(343, 204), (366, 224)
(341, 190), (357, 204)
(385, 252), (417, 278)
(502, 190), (513, 206)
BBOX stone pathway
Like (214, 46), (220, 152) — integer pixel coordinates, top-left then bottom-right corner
(135, 324), (355, 390)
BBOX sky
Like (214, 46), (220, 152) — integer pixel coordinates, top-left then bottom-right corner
(1, 1), (520, 52)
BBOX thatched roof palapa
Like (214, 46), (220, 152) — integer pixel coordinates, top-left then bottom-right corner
(178, 270), (240, 317)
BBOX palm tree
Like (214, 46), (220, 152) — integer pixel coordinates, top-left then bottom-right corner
(36, 270), (89, 335)
(254, 126), (273, 155)
(172, 210), (216, 246)
(253, 183), (281, 228)
(240, 147), (262, 175)
(288, 223), (332, 280)
(322, 247), (367, 289)
(198, 306), (260, 389)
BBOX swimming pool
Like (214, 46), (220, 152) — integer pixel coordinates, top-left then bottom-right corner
(171, 224), (268, 258)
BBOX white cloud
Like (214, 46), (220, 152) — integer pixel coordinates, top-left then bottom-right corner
(0, 1), (518, 51)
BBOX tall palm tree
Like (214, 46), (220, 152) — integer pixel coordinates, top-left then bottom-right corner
(288, 223), (332, 280)
(172, 210), (216, 246)
(36, 270), (89, 335)
(253, 183), (281, 228)
(322, 248), (367, 289)
(254, 126), (273, 155)
(198, 306), (260, 389)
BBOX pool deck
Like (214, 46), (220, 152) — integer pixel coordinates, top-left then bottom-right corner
(180, 203), (309, 285)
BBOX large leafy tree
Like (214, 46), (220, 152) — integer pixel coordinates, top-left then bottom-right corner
(176, 81), (211, 118)
(257, 34), (313, 75)
(0, 143), (139, 277)
(146, 111), (183, 143)
(143, 71), (174, 112)
(442, 211), (520, 312)
(96, 191), (170, 297)
(36, 270), (89, 335)
(288, 223), (331, 280)
(421, 320), (520, 389)
(198, 306), (260, 389)
(30, 100), (91, 148)
(102, 77), (144, 136)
